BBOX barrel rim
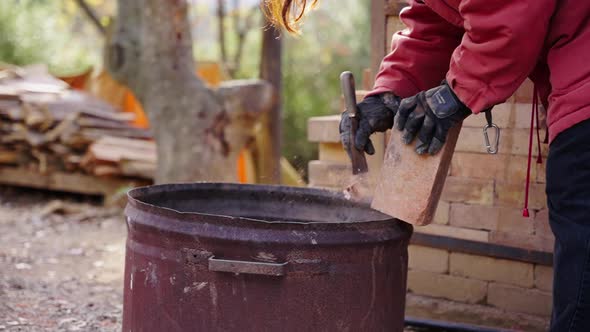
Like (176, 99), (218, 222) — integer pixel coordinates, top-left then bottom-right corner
(126, 182), (397, 226)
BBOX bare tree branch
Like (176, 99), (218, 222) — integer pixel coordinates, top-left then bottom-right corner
(75, 0), (106, 36)
(217, 0), (228, 65)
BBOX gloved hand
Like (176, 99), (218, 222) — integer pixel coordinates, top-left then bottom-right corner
(339, 92), (400, 156)
(395, 82), (471, 155)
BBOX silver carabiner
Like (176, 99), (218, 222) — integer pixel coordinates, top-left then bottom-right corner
(483, 124), (500, 154)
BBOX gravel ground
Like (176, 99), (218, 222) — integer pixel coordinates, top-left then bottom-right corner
(0, 186), (125, 332)
(0, 185), (541, 332)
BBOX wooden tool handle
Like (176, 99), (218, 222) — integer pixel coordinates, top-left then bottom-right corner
(340, 71), (369, 175)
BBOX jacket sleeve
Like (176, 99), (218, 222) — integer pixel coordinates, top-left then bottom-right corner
(371, 0), (464, 98)
(447, 0), (556, 113)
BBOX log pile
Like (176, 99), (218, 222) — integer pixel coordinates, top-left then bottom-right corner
(0, 64), (155, 180)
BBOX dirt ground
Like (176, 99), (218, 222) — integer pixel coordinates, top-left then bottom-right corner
(0, 185), (548, 332)
(0, 186), (125, 331)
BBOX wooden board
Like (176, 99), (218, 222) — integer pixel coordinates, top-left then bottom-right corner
(0, 166), (149, 197)
(371, 125), (461, 226)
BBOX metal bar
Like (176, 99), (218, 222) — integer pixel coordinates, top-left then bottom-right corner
(405, 316), (512, 332)
(411, 232), (553, 266)
(209, 257), (288, 276)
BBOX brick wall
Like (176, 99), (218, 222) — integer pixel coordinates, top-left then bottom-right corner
(408, 245), (552, 316)
(425, 86), (553, 252)
(306, 0), (553, 328)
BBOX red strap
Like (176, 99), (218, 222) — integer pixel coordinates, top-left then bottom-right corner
(535, 101), (543, 164)
(523, 86), (539, 218)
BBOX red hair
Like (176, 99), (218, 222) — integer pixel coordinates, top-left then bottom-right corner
(262, 0), (318, 33)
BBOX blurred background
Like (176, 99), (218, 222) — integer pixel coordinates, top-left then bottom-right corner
(0, 0), (370, 176)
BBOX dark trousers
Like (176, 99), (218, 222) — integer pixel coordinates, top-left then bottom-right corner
(548, 118), (590, 331)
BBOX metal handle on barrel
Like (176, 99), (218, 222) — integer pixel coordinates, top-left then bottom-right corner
(208, 256), (288, 276)
(340, 71), (369, 175)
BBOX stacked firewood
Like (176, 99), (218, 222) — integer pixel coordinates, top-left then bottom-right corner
(0, 64), (155, 179)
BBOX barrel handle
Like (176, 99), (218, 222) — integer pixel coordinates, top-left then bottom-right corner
(208, 256), (288, 276)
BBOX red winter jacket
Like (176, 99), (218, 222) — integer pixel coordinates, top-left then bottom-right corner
(371, 0), (590, 143)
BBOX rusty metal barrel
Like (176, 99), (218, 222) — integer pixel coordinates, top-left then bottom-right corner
(123, 183), (412, 332)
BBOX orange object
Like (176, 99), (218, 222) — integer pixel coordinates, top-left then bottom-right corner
(237, 149), (248, 183)
(123, 91), (150, 128)
(58, 68), (92, 90)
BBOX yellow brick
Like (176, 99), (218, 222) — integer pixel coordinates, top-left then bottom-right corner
(415, 224), (489, 243)
(434, 201), (450, 225)
(318, 143), (349, 163)
(450, 152), (507, 181)
(449, 203), (498, 231)
(496, 207), (534, 235)
(441, 177), (494, 205)
(450, 252), (534, 288)
(514, 79), (535, 103)
(514, 103), (536, 129)
(533, 209), (552, 237)
(534, 265), (553, 292)
(495, 182), (547, 210)
(408, 270), (488, 304)
(308, 160), (350, 188)
(308, 115), (340, 143)
(536, 161), (547, 183)
(499, 129), (550, 157)
(408, 245), (449, 274)
(463, 103), (512, 129)
(450, 153), (535, 185)
(488, 283), (552, 316)
(455, 127), (488, 154)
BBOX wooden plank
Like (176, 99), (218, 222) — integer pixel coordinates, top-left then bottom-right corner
(88, 143), (156, 163)
(371, 0), (388, 78)
(80, 127), (152, 140)
(77, 116), (138, 130)
(0, 150), (19, 165)
(0, 166), (148, 196)
(95, 136), (155, 151)
(120, 160), (156, 179)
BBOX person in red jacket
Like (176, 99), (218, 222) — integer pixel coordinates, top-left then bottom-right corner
(267, 0), (590, 330)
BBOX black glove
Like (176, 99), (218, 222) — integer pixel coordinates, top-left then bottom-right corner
(395, 82), (471, 155)
(339, 92), (400, 156)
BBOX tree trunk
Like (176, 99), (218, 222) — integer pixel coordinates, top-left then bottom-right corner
(257, 18), (282, 183)
(107, 0), (271, 184)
